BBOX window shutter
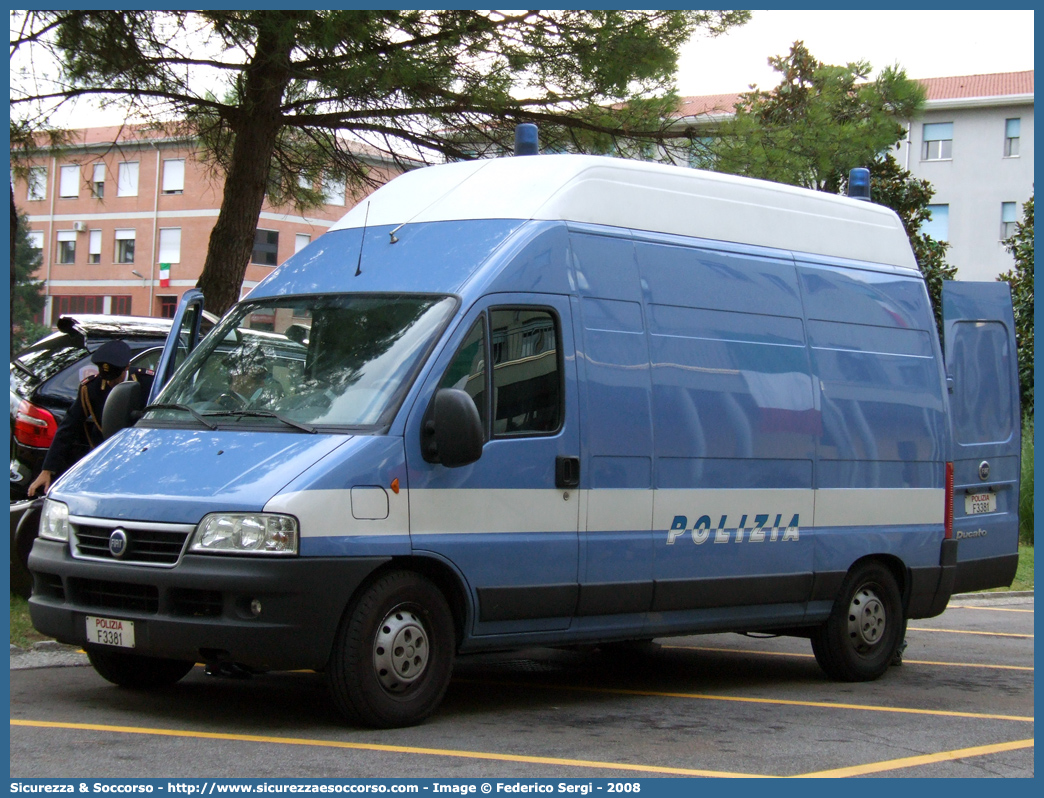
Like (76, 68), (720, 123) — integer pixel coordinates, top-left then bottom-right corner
(158, 228), (182, 263)
(59, 165), (80, 198)
(162, 159), (185, 193)
(117, 162), (139, 196)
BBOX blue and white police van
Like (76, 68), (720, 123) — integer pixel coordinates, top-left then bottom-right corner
(28, 143), (1021, 728)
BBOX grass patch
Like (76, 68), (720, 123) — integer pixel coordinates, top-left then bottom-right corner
(9, 593), (49, 649)
(1008, 543), (1034, 592)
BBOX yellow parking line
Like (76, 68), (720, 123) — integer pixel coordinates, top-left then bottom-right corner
(12, 720), (1030, 779)
(947, 605), (1034, 613)
(9, 719), (769, 778)
(662, 645), (1034, 672)
(797, 738), (1034, 778)
(458, 680), (1034, 723)
(907, 627), (1032, 638)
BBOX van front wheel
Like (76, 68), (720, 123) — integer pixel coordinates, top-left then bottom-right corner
(811, 562), (903, 681)
(327, 570), (454, 728)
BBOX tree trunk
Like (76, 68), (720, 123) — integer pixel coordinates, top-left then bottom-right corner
(195, 21), (295, 317)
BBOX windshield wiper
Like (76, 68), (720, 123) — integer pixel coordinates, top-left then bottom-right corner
(144, 403), (218, 430)
(203, 409), (318, 434)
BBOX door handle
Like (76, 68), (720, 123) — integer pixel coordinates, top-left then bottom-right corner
(555, 456), (580, 489)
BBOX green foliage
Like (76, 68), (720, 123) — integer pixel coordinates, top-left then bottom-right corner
(1010, 545), (1033, 591)
(999, 195), (1033, 417)
(11, 212), (49, 355)
(864, 154), (956, 335)
(12, 10), (750, 314)
(1018, 417), (1033, 546)
(9, 594), (48, 649)
(710, 42), (925, 192)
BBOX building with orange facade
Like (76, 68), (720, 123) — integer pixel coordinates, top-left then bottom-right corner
(14, 125), (404, 325)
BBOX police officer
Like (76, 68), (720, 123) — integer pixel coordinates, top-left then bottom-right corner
(27, 340), (153, 497)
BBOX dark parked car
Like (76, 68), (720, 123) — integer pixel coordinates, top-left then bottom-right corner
(10, 313), (213, 595)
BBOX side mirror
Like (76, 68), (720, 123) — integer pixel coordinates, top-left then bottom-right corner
(422, 388), (484, 468)
(102, 380), (145, 439)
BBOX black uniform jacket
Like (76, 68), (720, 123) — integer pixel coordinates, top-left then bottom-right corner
(41, 368), (154, 476)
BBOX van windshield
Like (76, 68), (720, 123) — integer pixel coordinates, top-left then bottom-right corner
(150, 294), (456, 429)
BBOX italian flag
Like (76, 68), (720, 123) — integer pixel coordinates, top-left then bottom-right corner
(159, 263), (171, 288)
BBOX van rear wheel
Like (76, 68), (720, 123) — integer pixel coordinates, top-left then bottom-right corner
(326, 570), (454, 728)
(86, 647), (196, 688)
(811, 561), (903, 681)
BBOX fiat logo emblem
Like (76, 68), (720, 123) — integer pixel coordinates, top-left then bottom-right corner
(978, 461), (991, 481)
(109, 529), (129, 558)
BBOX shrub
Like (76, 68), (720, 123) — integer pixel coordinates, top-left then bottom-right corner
(1019, 417), (1033, 545)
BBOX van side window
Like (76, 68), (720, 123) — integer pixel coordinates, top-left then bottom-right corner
(489, 308), (561, 436)
(440, 316), (488, 435)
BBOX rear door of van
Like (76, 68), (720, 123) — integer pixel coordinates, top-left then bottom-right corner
(942, 281), (1021, 593)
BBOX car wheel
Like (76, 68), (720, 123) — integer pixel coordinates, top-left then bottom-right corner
(86, 646), (196, 688)
(811, 561), (904, 681)
(326, 570), (454, 728)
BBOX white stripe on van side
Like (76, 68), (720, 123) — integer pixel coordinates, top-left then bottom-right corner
(265, 488), (409, 539)
(814, 488), (944, 528)
(652, 489), (815, 535)
(410, 488), (580, 535)
(267, 486), (943, 539)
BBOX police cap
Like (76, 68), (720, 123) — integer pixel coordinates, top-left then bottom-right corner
(91, 340), (132, 370)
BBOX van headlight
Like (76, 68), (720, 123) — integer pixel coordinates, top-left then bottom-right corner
(191, 513), (298, 555)
(40, 499), (70, 542)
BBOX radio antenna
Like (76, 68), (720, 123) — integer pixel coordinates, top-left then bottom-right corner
(355, 201), (370, 277)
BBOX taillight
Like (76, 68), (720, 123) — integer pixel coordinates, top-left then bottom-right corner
(14, 400), (58, 449)
(944, 462), (954, 539)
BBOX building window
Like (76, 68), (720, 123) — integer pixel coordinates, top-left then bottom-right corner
(252, 229), (279, 266)
(27, 166), (47, 201)
(59, 165), (80, 198)
(923, 204), (949, 242)
(51, 295), (131, 325)
(52, 295), (104, 324)
(88, 230), (102, 264)
(688, 137), (716, 169)
(162, 159), (185, 194)
(322, 175), (346, 205)
(158, 296), (178, 318)
(27, 230), (44, 251)
(91, 163), (105, 198)
(117, 162), (139, 197)
(57, 231), (77, 264)
(1001, 202), (1018, 239)
(158, 228), (182, 264)
(1004, 118), (1021, 157)
(922, 122), (953, 161)
(294, 233), (311, 254)
(115, 229), (136, 263)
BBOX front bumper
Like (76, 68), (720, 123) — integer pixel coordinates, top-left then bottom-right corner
(28, 537), (388, 671)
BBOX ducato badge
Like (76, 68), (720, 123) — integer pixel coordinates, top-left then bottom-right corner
(109, 529), (129, 558)
(978, 461), (991, 481)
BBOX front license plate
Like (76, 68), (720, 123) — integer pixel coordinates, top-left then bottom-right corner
(965, 492), (997, 515)
(85, 616), (135, 648)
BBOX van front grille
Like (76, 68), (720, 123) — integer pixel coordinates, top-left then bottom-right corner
(70, 517), (195, 567)
(69, 578), (159, 613)
(170, 588), (223, 617)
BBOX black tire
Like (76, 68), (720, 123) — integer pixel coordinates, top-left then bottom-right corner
(10, 537), (34, 600)
(86, 646), (196, 689)
(11, 503), (42, 599)
(326, 570), (455, 728)
(811, 561), (904, 681)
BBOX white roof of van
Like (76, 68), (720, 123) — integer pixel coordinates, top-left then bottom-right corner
(330, 154), (918, 271)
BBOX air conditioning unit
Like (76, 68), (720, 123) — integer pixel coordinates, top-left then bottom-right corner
(72, 221), (87, 233)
